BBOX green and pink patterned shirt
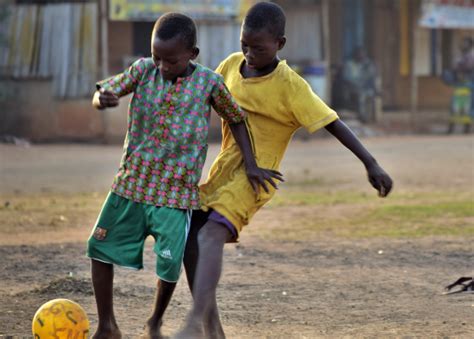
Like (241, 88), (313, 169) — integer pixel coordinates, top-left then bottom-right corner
(98, 58), (245, 210)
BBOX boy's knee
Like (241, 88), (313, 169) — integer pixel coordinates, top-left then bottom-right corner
(198, 221), (231, 246)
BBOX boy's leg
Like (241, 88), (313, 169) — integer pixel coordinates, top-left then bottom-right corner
(177, 220), (233, 339)
(183, 216), (200, 292)
(143, 279), (177, 339)
(87, 193), (147, 339)
(91, 259), (121, 339)
(144, 206), (190, 337)
(183, 216), (225, 339)
(206, 300), (225, 339)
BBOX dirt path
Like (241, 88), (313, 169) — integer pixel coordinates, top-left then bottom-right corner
(0, 135), (473, 338)
(1, 135), (472, 195)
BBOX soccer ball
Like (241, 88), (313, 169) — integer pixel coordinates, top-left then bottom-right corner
(32, 299), (89, 338)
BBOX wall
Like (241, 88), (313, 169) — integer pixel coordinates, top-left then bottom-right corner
(395, 75), (452, 111)
(1, 78), (58, 141)
(0, 78), (129, 142)
(108, 21), (133, 74)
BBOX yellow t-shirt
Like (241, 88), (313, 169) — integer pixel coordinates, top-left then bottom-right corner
(200, 52), (338, 235)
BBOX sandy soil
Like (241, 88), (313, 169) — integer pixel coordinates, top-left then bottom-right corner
(0, 135), (473, 338)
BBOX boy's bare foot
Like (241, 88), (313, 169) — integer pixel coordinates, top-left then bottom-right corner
(173, 318), (204, 339)
(207, 325), (225, 339)
(206, 315), (225, 339)
(141, 320), (167, 339)
(92, 327), (122, 339)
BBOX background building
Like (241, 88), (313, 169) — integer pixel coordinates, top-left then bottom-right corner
(0, 0), (473, 142)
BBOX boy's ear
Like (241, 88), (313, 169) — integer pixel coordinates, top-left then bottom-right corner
(278, 36), (286, 50)
(191, 46), (200, 59)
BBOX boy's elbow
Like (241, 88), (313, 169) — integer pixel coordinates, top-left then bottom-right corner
(324, 119), (339, 131)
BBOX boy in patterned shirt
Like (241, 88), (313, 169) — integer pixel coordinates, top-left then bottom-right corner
(86, 13), (281, 339)
(178, 2), (393, 338)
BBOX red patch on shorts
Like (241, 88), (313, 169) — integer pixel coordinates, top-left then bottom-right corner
(93, 227), (107, 240)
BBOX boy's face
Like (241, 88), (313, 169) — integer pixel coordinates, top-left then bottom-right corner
(240, 27), (285, 70)
(151, 36), (197, 81)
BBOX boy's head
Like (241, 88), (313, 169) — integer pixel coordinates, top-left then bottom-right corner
(151, 12), (199, 81)
(241, 2), (286, 70)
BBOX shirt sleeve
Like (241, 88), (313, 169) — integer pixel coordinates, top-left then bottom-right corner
(210, 76), (246, 124)
(290, 77), (339, 133)
(215, 53), (234, 76)
(96, 58), (147, 97)
(215, 59), (226, 75)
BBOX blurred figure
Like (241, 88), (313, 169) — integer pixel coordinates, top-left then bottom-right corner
(342, 46), (378, 123)
(443, 37), (474, 134)
(454, 37), (474, 77)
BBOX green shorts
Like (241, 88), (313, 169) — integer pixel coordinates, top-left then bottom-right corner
(86, 192), (191, 282)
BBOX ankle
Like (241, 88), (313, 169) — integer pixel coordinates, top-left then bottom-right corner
(143, 319), (164, 339)
(174, 316), (205, 339)
(186, 312), (205, 330)
(145, 317), (163, 330)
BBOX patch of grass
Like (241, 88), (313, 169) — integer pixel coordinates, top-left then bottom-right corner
(260, 189), (474, 240)
(369, 200), (473, 219)
(345, 199), (474, 238)
(1, 189), (472, 240)
(0, 192), (106, 234)
(280, 177), (326, 187)
(268, 190), (371, 207)
(269, 189), (473, 208)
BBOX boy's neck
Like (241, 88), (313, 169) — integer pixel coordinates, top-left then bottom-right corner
(167, 62), (196, 83)
(181, 62), (196, 78)
(240, 58), (280, 79)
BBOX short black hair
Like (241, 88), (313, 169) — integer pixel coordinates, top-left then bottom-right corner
(243, 2), (286, 38)
(152, 12), (197, 49)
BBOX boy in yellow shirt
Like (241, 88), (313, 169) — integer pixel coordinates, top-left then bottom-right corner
(178, 2), (393, 338)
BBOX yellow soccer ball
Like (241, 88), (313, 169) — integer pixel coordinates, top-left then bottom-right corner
(32, 298), (90, 339)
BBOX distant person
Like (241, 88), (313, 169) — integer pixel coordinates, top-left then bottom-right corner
(454, 36), (474, 77)
(176, 3), (393, 338)
(342, 46), (378, 123)
(443, 37), (474, 133)
(86, 12), (278, 339)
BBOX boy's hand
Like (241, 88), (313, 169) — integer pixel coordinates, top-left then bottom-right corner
(92, 88), (119, 109)
(366, 163), (393, 197)
(246, 165), (284, 194)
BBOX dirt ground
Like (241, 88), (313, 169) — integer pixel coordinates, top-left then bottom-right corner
(0, 135), (473, 338)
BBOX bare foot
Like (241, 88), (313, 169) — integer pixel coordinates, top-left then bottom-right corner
(140, 319), (167, 339)
(206, 316), (225, 339)
(140, 325), (169, 339)
(173, 318), (204, 339)
(92, 327), (122, 339)
(207, 327), (225, 339)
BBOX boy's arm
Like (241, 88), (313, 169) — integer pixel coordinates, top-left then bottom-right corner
(324, 119), (393, 197)
(229, 121), (284, 194)
(92, 87), (119, 110)
(92, 58), (147, 110)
